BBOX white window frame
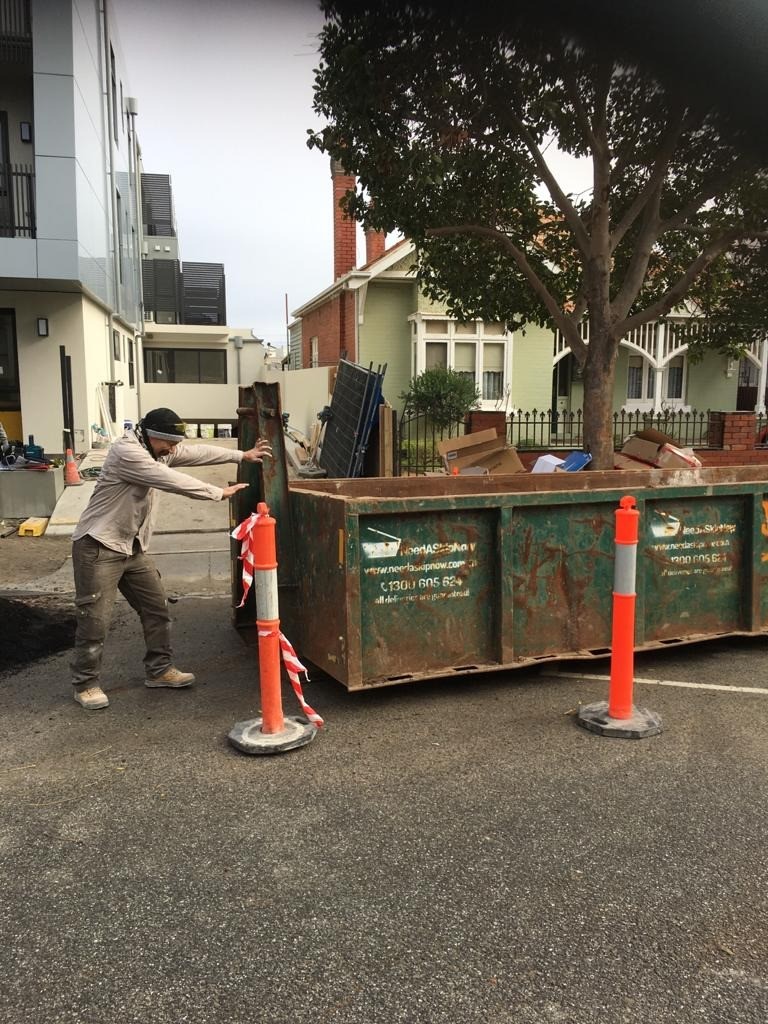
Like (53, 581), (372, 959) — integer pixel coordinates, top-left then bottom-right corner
(410, 314), (510, 410)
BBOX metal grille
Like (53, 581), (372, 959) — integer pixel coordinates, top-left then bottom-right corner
(319, 360), (386, 478)
(0, 0), (31, 62)
(141, 173), (176, 237)
(142, 259), (181, 324)
(181, 262), (226, 325)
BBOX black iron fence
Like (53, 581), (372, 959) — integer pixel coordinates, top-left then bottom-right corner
(0, 163), (35, 238)
(397, 411), (465, 476)
(508, 408), (717, 450)
(398, 407), (719, 475)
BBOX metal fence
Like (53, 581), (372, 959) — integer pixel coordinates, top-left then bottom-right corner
(397, 412), (465, 476)
(508, 408), (717, 450)
(398, 407), (719, 475)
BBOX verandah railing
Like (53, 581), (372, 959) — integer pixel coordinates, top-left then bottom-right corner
(0, 163), (35, 238)
(397, 408), (718, 475)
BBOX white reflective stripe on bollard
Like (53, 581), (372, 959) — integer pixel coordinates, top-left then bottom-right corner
(613, 543), (637, 596)
(254, 568), (279, 621)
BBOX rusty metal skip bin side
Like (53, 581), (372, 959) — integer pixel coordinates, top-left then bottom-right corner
(235, 388), (768, 691)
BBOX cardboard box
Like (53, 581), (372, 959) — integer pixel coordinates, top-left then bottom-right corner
(620, 436), (660, 465)
(437, 428), (526, 476)
(614, 453), (652, 470)
(656, 443), (702, 469)
(620, 434), (702, 469)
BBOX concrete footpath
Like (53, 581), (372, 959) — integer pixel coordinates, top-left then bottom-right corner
(6, 439), (240, 595)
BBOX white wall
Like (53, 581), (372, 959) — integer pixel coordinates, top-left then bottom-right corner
(264, 365), (332, 436)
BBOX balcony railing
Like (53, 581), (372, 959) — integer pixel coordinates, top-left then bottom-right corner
(0, 164), (35, 238)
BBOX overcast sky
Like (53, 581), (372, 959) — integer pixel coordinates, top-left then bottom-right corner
(114, 0), (332, 346)
(113, 0), (592, 349)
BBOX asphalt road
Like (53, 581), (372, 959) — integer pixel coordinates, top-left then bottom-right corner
(1, 597), (767, 1024)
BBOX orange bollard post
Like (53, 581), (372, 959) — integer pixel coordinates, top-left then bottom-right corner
(608, 495), (639, 719)
(228, 502), (318, 755)
(250, 504), (283, 735)
(63, 448), (83, 486)
(577, 495), (662, 740)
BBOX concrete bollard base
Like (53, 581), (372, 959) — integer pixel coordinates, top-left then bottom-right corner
(576, 700), (662, 739)
(228, 715), (317, 755)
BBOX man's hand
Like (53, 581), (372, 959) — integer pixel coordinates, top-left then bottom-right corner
(242, 439), (273, 463)
(221, 483), (248, 499)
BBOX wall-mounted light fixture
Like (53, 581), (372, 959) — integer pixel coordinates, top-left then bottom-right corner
(36, 317), (49, 337)
(20, 122), (32, 143)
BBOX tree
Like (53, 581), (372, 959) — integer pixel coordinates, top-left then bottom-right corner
(309, 0), (768, 468)
(400, 366), (480, 429)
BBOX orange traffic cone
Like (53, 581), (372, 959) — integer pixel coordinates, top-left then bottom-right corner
(64, 448), (83, 486)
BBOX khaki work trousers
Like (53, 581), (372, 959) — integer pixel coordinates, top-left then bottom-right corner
(70, 535), (172, 690)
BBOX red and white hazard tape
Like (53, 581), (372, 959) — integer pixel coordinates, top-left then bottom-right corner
(233, 512), (324, 728)
(258, 627), (324, 728)
(232, 511), (260, 608)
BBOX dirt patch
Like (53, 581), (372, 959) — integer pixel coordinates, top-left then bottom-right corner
(0, 534), (72, 586)
(0, 595), (75, 673)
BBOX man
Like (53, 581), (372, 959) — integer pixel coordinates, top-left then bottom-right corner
(70, 407), (271, 710)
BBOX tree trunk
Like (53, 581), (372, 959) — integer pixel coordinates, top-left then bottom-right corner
(582, 328), (618, 470)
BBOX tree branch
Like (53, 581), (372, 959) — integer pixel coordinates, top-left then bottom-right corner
(563, 64), (597, 152)
(657, 156), (754, 236)
(610, 108), (687, 253)
(620, 229), (768, 334)
(501, 107), (591, 255)
(425, 223), (583, 350)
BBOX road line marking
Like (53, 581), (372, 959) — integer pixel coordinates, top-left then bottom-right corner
(544, 671), (768, 696)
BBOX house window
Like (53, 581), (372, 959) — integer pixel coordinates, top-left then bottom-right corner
(110, 48), (119, 144)
(310, 336), (318, 368)
(143, 348), (227, 384)
(112, 329), (121, 361)
(115, 190), (124, 285)
(454, 342), (476, 385)
(627, 355), (653, 402)
(666, 356), (684, 400)
(128, 339), (135, 387)
(455, 321), (477, 336)
(425, 342), (447, 369)
(482, 343), (504, 400)
(415, 318), (509, 405)
(739, 358), (759, 387)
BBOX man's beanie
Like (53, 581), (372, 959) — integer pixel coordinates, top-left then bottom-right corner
(141, 408), (187, 442)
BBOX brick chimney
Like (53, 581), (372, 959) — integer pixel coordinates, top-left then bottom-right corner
(331, 157), (357, 280)
(365, 227), (387, 265)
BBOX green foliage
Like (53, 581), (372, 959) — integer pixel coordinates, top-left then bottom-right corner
(309, 0), (768, 466)
(400, 367), (480, 429)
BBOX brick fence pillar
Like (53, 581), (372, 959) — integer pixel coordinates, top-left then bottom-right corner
(465, 410), (507, 437)
(720, 411), (757, 451)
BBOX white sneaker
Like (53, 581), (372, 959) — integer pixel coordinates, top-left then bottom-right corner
(74, 686), (109, 709)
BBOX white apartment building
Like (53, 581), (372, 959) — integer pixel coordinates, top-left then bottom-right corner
(0, 0), (142, 455)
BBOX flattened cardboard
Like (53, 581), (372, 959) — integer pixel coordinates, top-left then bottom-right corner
(621, 436), (660, 465)
(437, 428), (526, 475)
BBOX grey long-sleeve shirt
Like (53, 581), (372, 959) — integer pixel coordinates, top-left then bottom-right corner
(72, 432), (244, 555)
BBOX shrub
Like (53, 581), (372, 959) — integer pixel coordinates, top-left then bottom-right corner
(400, 367), (480, 430)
